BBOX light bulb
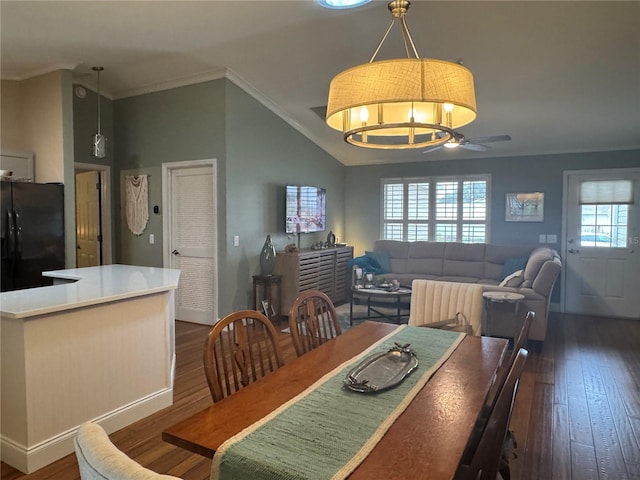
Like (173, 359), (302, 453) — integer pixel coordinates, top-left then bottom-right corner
(443, 103), (454, 113)
(359, 106), (369, 123)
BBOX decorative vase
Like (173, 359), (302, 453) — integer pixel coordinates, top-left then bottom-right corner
(260, 234), (277, 275)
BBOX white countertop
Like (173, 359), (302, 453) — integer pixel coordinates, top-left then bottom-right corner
(0, 265), (181, 319)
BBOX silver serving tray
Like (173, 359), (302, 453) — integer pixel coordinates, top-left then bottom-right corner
(343, 343), (418, 393)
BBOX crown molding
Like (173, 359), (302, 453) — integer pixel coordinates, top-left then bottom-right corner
(224, 68), (337, 161)
(112, 69), (228, 100)
(0, 63), (80, 82)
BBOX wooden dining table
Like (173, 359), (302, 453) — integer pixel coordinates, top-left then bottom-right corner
(163, 321), (508, 480)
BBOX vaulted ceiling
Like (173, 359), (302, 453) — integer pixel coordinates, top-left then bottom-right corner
(2, 1), (638, 166)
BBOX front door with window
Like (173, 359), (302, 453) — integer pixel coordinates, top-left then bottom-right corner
(563, 169), (640, 318)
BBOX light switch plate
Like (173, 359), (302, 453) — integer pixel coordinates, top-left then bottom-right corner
(539, 234), (547, 243)
(233, 235), (240, 247)
(149, 234), (155, 245)
(547, 234), (557, 243)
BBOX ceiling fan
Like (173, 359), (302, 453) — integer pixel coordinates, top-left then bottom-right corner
(423, 132), (512, 154)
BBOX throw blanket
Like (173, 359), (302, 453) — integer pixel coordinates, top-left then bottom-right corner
(211, 325), (465, 480)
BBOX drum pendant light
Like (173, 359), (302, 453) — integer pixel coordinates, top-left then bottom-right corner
(326, 1), (477, 150)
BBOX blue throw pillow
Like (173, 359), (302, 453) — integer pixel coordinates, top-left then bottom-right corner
(365, 250), (391, 274)
(501, 256), (528, 280)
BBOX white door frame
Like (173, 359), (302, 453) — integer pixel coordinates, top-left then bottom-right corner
(561, 167), (640, 314)
(74, 162), (113, 265)
(162, 159), (218, 323)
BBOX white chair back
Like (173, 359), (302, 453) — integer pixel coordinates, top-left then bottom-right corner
(409, 280), (483, 335)
(74, 423), (182, 480)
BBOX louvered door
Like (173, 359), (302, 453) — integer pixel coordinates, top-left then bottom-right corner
(166, 163), (218, 325)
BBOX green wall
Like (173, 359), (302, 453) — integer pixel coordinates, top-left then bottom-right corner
(113, 80), (226, 266)
(345, 149), (640, 256)
(224, 81), (345, 311)
(112, 79), (346, 317)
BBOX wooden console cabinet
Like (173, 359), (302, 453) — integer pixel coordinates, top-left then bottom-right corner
(274, 246), (354, 316)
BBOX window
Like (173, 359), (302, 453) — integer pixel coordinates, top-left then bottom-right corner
(579, 179), (633, 248)
(580, 204), (628, 248)
(381, 175), (490, 242)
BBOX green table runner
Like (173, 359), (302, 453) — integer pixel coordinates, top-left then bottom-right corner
(212, 325), (465, 480)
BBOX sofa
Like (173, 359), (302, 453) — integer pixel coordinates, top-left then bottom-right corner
(369, 240), (562, 342)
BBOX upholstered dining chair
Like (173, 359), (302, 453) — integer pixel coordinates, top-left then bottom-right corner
(203, 309), (284, 402)
(456, 348), (529, 480)
(74, 422), (182, 479)
(288, 290), (342, 357)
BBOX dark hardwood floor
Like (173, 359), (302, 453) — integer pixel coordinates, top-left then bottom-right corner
(2, 313), (639, 479)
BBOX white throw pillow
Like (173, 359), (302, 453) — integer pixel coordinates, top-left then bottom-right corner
(499, 269), (524, 288)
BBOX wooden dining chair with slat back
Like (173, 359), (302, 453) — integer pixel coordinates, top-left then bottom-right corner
(509, 310), (535, 366)
(455, 348), (528, 480)
(288, 290), (342, 357)
(203, 310), (284, 402)
(459, 310), (535, 474)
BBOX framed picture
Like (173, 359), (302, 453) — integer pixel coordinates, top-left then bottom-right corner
(505, 192), (544, 222)
(261, 300), (275, 317)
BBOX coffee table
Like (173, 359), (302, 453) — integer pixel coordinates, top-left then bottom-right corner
(350, 286), (412, 325)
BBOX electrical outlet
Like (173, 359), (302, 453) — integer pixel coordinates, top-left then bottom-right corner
(539, 234), (546, 244)
(149, 234), (155, 245)
(547, 234), (557, 243)
(233, 235), (240, 247)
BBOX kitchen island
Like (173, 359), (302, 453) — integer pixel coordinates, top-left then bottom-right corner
(0, 264), (181, 473)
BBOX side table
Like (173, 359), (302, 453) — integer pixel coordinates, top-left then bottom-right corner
(482, 291), (525, 338)
(252, 274), (282, 323)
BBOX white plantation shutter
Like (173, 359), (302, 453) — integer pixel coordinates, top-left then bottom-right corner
(382, 175), (489, 243)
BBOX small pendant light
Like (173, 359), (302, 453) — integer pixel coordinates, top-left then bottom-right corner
(91, 66), (106, 158)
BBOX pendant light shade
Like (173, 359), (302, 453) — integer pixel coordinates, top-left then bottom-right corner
(326, 1), (477, 150)
(91, 66), (106, 158)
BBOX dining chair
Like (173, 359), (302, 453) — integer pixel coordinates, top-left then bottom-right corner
(455, 348), (529, 480)
(458, 311), (535, 477)
(288, 290), (342, 357)
(203, 309), (284, 402)
(409, 280), (484, 335)
(508, 310), (535, 367)
(74, 422), (182, 479)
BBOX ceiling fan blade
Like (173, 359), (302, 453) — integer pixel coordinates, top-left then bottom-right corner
(466, 134), (511, 144)
(461, 143), (491, 152)
(422, 145), (444, 154)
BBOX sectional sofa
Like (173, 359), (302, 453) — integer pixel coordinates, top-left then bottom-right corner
(370, 240), (562, 342)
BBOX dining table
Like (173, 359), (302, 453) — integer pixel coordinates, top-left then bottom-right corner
(162, 321), (508, 480)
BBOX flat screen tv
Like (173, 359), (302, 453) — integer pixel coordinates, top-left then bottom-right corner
(285, 185), (326, 234)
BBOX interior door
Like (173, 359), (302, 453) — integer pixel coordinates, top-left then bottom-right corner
(75, 171), (101, 267)
(564, 169), (640, 318)
(165, 162), (217, 325)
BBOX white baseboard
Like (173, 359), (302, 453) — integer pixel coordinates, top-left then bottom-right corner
(0, 388), (173, 474)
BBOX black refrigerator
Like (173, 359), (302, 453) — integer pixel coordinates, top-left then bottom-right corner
(1, 180), (65, 292)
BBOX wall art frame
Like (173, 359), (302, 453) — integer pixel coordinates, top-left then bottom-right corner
(505, 192), (545, 222)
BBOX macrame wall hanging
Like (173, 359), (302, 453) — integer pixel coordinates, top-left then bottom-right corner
(125, 175), (149, 235)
